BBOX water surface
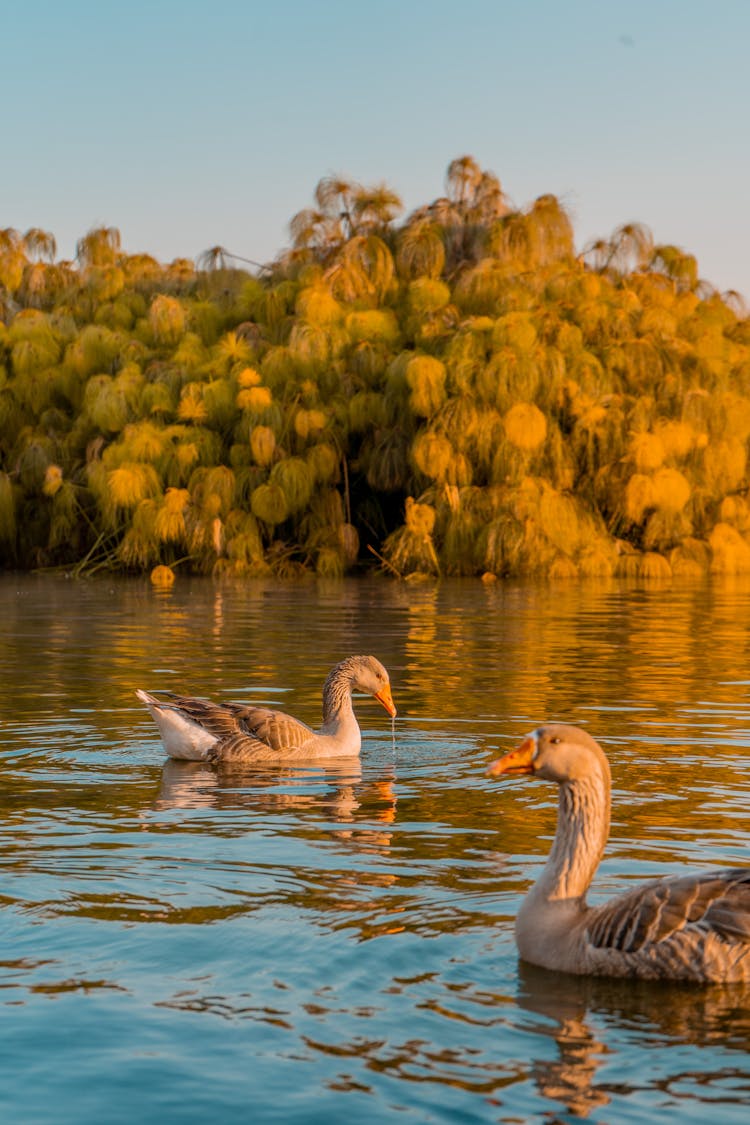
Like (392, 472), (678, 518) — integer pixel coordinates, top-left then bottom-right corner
(1, 573), (749, 1122)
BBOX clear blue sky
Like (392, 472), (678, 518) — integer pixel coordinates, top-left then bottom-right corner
(4, 0), (749, 298)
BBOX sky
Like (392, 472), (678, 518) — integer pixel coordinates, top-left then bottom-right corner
(4, 0), (750, 299)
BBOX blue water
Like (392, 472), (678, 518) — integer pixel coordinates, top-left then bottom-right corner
(1, 573), (749, 1123)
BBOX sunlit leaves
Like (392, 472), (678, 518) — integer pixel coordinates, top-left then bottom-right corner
(251, 482), (288, 525)
(149, 295), (186, 345)
(0, 228), (27, 293)
(503, 403), (547, 450)
(76, 226), (121, 269)
(269, 457), (313, 514)
(5, 155), (750, 580)
(250, 424), (276, 466)
(396, 222), (445, 281)
(154, 488), (189, 543)
(405, 355), (446, 417)
(107, 462), (161, 509)
(329, 235), (395, 306)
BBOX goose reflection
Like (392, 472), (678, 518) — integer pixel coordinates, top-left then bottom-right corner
(516, 961), (750, 1118)
(153, 756), (397, 836)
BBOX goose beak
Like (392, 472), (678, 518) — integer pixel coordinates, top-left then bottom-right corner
(374, 683), (397, 718)
(487, 735), (536, 777)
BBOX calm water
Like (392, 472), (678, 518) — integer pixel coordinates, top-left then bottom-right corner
(1, 573), (750, 1123)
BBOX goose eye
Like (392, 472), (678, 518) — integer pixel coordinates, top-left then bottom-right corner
(549, 736), (561, 745)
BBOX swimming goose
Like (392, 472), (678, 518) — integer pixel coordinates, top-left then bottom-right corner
(137, 655), (396, 764)
(488, 723), (750, 983)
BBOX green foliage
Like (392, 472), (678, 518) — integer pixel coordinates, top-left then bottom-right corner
(251, 482), (289, 526)
(4, 157), (750, 579)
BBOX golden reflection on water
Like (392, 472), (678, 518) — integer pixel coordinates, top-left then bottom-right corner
(2, 574), (750, 1122)
(4, 572), (748, 732)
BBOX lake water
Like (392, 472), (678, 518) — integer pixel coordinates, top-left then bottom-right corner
(1, 572), (749, 1123)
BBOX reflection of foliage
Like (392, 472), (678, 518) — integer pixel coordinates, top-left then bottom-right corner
(2, 157), (750, 579)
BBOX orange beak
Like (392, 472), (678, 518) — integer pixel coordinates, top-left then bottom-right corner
(374, 683), (397, 718)
(487, 735), (536, 777)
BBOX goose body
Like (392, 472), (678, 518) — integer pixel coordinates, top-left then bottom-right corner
(137, 655), (396, 764)
(489, 723), (750, 983)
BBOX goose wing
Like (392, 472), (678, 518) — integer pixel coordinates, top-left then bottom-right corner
(586, 868), (750, 953)
(218, 703), (316, 751)
(166, 696), (315, 752)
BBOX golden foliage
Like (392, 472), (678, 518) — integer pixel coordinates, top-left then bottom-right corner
(628, 431), (665, 472)
(296, 284), (343, 326)
(502, 402), (547, 450)
(178, 383), (208, 424)
(294, 407), (327, 440)
(708, 523), (750, 573)
(48, 481), (78, 549)
(149, 295), (186, 345)
(412, 430), (452, 480)
(155, 487), (189, 543)
(306, 443), (339, 485)
(492, 312), (537, 353)
(405, 355), (446, 417)
(107, 462), (161, 509)
(548, 555), (578, 579)
(150, 564), (176, 588)
(654, 419), (695, 460)
(7, 158), (750, 580)
(269, 457), (313, 513)
(345, 309), (400, 346)
(624, 474), (655, 524)
(578, 548), (615, 577)
(718, 392), (750, 441)
(405, 497), (436, 536)
(84, 374), (130, 433)
(719, 495), (750, 532)
(651, 467), (691, 512)
(225, 511), (264, 565)
(250, 424), (276, 466)
(116, 498), (158, 567)
(42, 464), (64, 497)
(67, 324), (121, 377)
(384, 525), (440, 577)
(702, 438), (747, 493)
(251, 482), (289, 525)
(396, 221), (445, 280)
(615, 551), (672, 579)
(348, 391), (388, 432)
(332, 234), (395, 305)
(670, 537), (711, 576)
(411, 430), (472, 485)
(237, 384), (273, 414)
(215, 331), (253, 368)
(237, 366), (261, 388)
(316, 547), (345, 578)
(120, 421), (169, 463)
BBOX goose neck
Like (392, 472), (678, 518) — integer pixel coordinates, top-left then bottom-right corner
(322, 667), (354, 726)
(537, 774), (611, 903)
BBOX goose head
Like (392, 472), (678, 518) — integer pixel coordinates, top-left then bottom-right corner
(347, 655), (397, 718)
(487, 723), (610, 786)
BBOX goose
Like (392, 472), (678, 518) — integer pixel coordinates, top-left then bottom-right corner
(137, 655), (396, 764)
(488, 723), (750, 983)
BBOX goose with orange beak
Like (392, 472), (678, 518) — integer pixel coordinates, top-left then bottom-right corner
(137, 655), (396, 764)
(488, 723), (750, 983)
